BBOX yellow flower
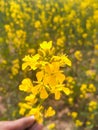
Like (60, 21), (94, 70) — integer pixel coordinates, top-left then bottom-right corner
(63, 87), (71, 95)
(56, 37), (65, 47)
(60, 55), (72, 67)
(11, 59), (20, 76)
(32, 84), (48, 99)
(22, 54), (40, 70)
(49, 84), (62, 100)
(27, 105), (43, 123)
(53, 16), (59, 23)
(80, 1), (90, 9)
(80, 84), (87, 90)
(43, 62), (65, 85)
(34, 21), (41, 28)
(86, 20), (91, 30)
(71, 112), (78, 119)
(52, 55), (72, 67)
(45, 107), (55, 118)
(4, 24), (11, 31)
(25, 94), (37, 104)
(68, 10), (76, 20)
(88, 101), (97, 112)
(40, 41), (52, 51)
(47, 123), (56, 130)
(80, 84), (87, 94)
(54, 90), (61, 100)
(19, 107), (26, 115)
(40, 87), (49, 99)
(75, 120), (83, 127)
(68, 97), (73, 105)
(88, 83), (96, 93)
(19, 78), (33, 92)
(93, 10), (98, 22)
(86, 70), (96, 79)
(82, 33), (88, 39)
(18, 102), (32, 115)
(74, 50), (82, 61)
(36, 70), (44, 82)
(86, 121), (91, 126)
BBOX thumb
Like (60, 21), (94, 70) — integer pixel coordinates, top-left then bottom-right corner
(13, 116), (36, 130)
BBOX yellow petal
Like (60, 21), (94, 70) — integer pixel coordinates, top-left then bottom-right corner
(56, 73), (65, 83)
(36, 71), (44, 82)
(19, 78), (33, 92)
(63, 87), (71, 95)
(22, 62), (29, 70)
(55, 91), (61, 100)
(40, 87), (48, 99)
(63, 56), (72, 66)
(40, 41), (52, 50)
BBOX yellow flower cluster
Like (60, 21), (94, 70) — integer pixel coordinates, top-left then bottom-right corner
(75, 120), (83, 127)
(10, 59), (20, 78)
(86, 69), (96, 79)
(88, 101), (97, 112)
(4, 24), (26, 49)
(80, 83), (96, 98)
(19, 41), (71, 122)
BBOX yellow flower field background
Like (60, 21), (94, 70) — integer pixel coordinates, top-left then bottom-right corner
(0, 0), (98, 130)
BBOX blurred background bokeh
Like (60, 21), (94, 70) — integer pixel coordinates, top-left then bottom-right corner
(0, 0), (98, 129)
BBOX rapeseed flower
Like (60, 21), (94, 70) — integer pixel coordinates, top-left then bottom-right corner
(19, 78), (33, 93)
(45, 107), (55, 118)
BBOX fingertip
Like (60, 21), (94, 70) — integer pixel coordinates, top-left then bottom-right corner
(30, 115), (35, 119)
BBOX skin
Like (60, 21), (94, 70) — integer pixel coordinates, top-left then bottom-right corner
(0, 116), (43, 130)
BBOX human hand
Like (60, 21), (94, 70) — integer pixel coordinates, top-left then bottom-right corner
(0, 116), (43, 130)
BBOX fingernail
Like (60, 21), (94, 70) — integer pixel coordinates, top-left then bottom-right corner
(30, 115), (35, 119)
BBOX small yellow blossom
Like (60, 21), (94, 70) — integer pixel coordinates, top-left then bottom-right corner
(86, 121), (91, 126)
(53, 16), (60, 23)
(63, 87), (71, 95)
(75, 120), (83, 127)
(45, 107), (56, 118)
(82, 33), (88, 39)
(71, 112), (78, 119)
(88, 101), (97, 112)
(93, 10), (98, 22)
(47, 123), (56, 130)
(52, 55), (72, 67)
(40, 41), (52, 51)
(57, 37), (65, 47)
(86, 70), (96, 79)
(19, 78), (33, 92)
(18, 102), (32, 115)
(74, 50), (82, 61)
(25, 94), (37, 104)
(34, 21), (41, 28)
(88, 83), (96, 93)
(68, 97), (73, 105)
(22, 54), (40, 70)
(27, 105), (43, 123)
(80, 84), (87, 94)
